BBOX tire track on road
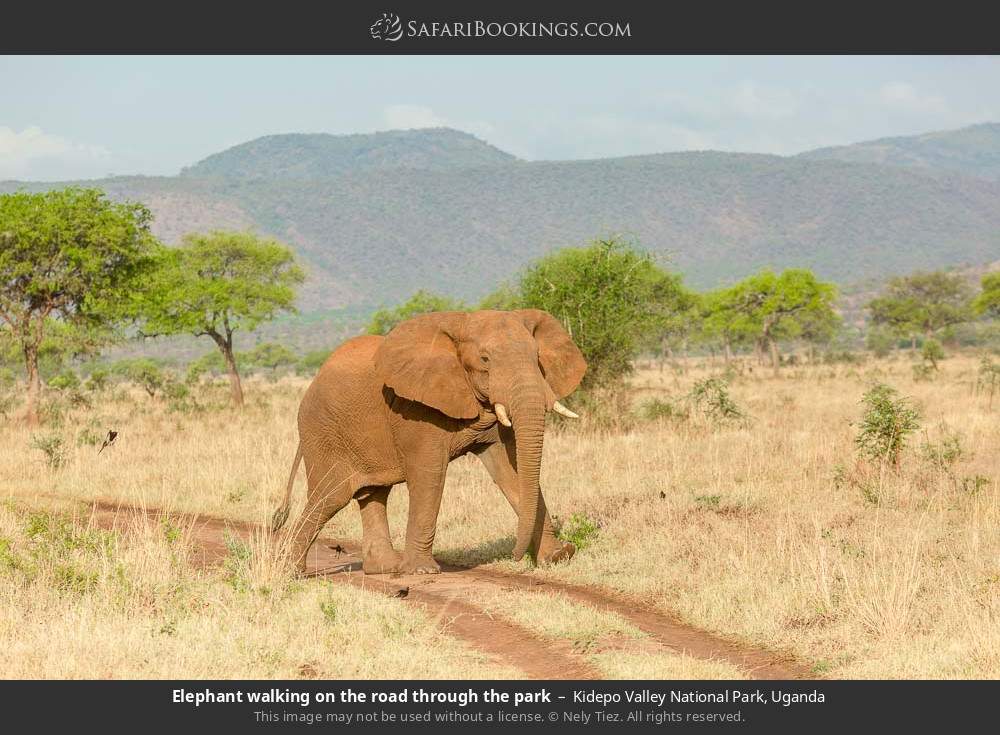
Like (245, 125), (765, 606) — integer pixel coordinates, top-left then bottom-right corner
(84, 500), (814, 680)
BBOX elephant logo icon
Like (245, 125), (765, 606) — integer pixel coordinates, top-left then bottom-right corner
(370, 13), (403, 42)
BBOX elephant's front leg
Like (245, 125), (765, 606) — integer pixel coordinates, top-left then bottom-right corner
(399, 461), (447, 574)
(475, 439), (575, 565)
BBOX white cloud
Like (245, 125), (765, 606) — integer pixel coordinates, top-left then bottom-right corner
(878, 82), (949, 115)
(730, 82), (798, 120)
(573, 114), (715, 157)
(0, 126), (110, 180)
(382, 104), (449, 130)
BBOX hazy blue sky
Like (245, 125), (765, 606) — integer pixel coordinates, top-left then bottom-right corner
(2, 55), (998, 180)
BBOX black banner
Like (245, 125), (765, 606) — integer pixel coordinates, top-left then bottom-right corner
(1, 1), (998, 53)
(2, 680), (998, 732)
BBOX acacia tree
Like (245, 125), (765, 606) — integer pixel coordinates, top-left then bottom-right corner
(137, 231), (304, 407)
(709, 269), (838, 374)
(495, 238), (690, 390)
(868, 271), (973, 349)
(0, 188), (160, 426)
(973, 271), (1000, 318)
(701, 288), (755, 362)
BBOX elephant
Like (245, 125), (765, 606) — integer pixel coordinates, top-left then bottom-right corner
(271, 308), (588, 575)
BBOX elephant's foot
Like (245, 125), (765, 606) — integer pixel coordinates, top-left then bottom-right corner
(362, 539), (402, 575)
(399, 551), (441, 575)
(537, 539), (576, 565)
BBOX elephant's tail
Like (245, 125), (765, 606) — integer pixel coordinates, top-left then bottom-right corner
(270, 444), (302, 533)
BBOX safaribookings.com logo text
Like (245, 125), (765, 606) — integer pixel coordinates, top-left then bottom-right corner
(370, 13), (631, 42)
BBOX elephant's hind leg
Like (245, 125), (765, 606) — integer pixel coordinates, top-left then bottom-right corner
(357, 485), (401, 574)
(285, 449), (358, 574)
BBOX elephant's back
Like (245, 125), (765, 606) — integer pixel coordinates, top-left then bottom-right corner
(316, 334), (383, 374)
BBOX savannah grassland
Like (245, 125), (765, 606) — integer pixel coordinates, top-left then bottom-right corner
(1, 353), (998, 679)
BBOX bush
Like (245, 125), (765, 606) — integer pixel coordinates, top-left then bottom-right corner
(555, 513), (600, 551)
(686, 377), (745, 424)
(492, 238), (692, 391)
(240, 342), (297, 374)
(921, 338), (944, 368)
(47, 370), (80, 391)
(854, 383), (921, 467)
(366, 290), (466, 336)
(296, 349), (330, 376)
(865, 327), (896, 358)
(111, 358), (169, 397)
(920, 426), (965, 470)
(185, 351), (224, 384)
(83, 367), (110, 392)
(638, 397), (686, 422)
(31, 433), (67, 470)
(976, 355), (1000, 407)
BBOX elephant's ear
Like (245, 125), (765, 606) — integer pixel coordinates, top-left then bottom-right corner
(374, 312), (481, 420)
(516, 309), (588, 399)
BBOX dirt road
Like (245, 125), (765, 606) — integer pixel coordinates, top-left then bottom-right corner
(87, 500), (814, 681)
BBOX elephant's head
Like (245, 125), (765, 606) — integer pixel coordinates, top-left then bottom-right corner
(373, 309), (587, 561)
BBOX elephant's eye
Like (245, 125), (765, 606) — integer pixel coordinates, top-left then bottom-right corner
(480, 355), (490, 366)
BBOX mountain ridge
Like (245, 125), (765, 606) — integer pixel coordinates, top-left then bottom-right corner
(179, 127), (517, 179)
(4, 124), (1000, 315)
(797, 122), (1000, 181)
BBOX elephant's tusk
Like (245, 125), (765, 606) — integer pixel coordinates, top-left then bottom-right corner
(494, 403), (512, 427)
(552, 401), (579, 419)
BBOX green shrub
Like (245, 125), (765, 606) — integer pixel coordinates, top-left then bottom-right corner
(976, 355), (1000, 407)
(222, 531), (252, 592)
(865, 327), (896, 358)
(320, 600), (338, 624)
(84, 367), (110, 392)
(111, 358), (169, 397)
(555, 513), (600, 551)
(638, 397), (686, 421)
(47, 370), (80, 391)
(489, 238), (693, 391)
(686, 377), (745, 423)
(920, 426), (965, 470)
(296, 349), (331, 376)
(367, 290), (466, 336)
(31, 433), (67, 470)
(854, 383), (921, 467)
(921, 338), (945, 368)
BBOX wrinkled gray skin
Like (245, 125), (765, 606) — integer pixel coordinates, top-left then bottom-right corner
(272, 309), (588, 575)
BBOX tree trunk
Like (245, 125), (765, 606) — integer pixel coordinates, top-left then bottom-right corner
(724, 339), (733, 363)
(769, 337), (780, 376)
(22, 344), (41, 428)
(220, 343), (244, 408)
(911, 334), (917, 351)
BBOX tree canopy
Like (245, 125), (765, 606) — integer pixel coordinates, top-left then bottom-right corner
(495, 238), (691, 389)
(366, 290), (466, 336)
(136, 230), (304, 406)
(973, 271), (1000, 318)
(868, 271), (973, 343)
(0, 188), (161, 424)
(703, 269), (839, 369)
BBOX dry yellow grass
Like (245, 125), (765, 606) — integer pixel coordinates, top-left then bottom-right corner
(3, 353), (999, 679)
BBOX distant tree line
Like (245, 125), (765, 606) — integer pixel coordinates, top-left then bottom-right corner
(5, 186), (1000, 426)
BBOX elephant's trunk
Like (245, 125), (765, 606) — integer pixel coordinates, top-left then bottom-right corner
(509, 383), (547, 562)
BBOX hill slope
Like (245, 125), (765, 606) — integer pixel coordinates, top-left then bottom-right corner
(4, 128), (1000, 315)
(798, 122), (1000, 181)
(180, 128), (517, 179)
